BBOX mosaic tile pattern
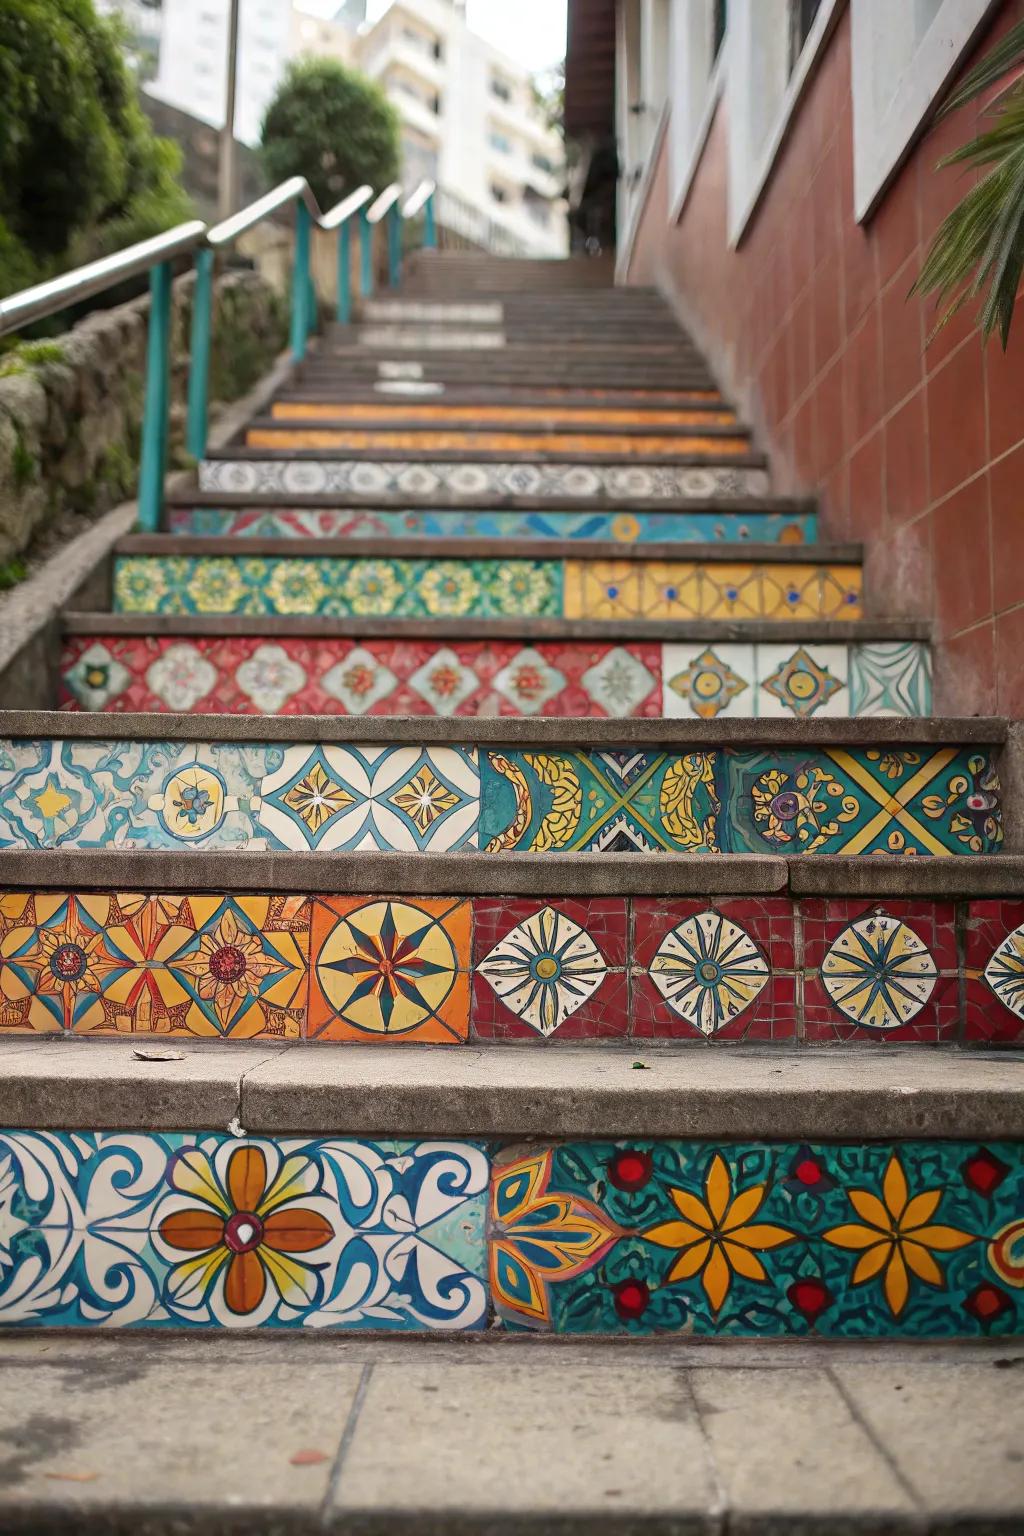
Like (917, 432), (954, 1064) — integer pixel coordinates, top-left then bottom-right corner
(1, 1131), (1020, 1336)
(58, 638), (930, 719)
(490, 1141), (1024, 1336)
(0, 741), (1000, 855)
(197, 458), (771, 501)
(3, 891), (1023, 1043)
(112, 556), (862, 622)
(166, 506), (817, 544)
(0, 1131), (487, 1329)
(244, 428), (751, 458)
(269, 402), (739, 427)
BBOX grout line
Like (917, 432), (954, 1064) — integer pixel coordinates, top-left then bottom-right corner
(679, 1367), (729, 1534)
(319, 1361), (374, 1526)
(824, 1364), (928, 1524)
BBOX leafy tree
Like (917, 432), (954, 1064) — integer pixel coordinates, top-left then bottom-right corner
(261, 59), (401, 210)
(914, 20), (1024, 347)
(0, 0), (191, 298)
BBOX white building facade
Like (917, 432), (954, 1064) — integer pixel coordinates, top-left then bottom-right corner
(145, 0), (567, 255)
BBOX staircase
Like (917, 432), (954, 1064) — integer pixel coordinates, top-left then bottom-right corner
(1, 249), (1022, 1409)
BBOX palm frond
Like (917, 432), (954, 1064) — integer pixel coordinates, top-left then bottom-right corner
(940, 19), (1024, 116)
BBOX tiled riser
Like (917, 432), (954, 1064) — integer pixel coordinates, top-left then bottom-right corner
(268, 404), (739, 427)
(113, 557), (863, 622)
(167, 507), (817, 543)
(59, 638), (931, 720)
(244, 429), (751, 457)
(1, 1131), (1021, 1337)
(0, 742), (1000, 855)
(4, 892), (1024, 1043)
(197, 460), (770, 500)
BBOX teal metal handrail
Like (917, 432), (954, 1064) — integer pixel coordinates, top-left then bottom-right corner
(0, 175), (439, 531)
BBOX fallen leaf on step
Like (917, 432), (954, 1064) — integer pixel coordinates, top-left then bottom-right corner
(631, 1061), (649, 1070)
(289, 1449), (329, 1466)
(132, 1049), (184, 1062)
(45, 1471), (98, 1483)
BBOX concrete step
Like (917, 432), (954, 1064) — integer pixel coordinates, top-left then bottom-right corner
(0, 850), (1021, 1042)
(271, 393), (738, 423)
(109, 539), (864, 623)
(0, 713), (1004, 856)
(56, 622), (931, 719)
(0, 1042), (1022, 1347)
(243, 422), (753, 459)
(164, 501), (819, 544)
(287, 377), (728, 407)
(0, 1336), (1019, 1532)
(196, 455), (772, 503)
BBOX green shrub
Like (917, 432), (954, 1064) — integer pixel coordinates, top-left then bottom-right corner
(260, 58), (400, 210)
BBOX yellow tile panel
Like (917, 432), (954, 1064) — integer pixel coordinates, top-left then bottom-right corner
(563, 561), (863, 620)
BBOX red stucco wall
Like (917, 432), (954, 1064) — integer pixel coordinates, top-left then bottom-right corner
(625, 5), (1024, 717)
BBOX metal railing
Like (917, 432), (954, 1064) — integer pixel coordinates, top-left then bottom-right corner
(0, 176), (438, 531)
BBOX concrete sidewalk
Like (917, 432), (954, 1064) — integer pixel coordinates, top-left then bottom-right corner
(0, 1335), (1021, 1533)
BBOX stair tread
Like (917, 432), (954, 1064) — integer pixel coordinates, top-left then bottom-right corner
(115, 534), (861, 563)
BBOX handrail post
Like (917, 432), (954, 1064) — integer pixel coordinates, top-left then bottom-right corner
(337, 219), (352, 323)
(424, 192), (437, 249)
(359, 209), (373, 297)
(291, 200), (312, 360)
(138, 260), (173, 533)
(185, 247), (215, 459)
(387, 203), (402, 288)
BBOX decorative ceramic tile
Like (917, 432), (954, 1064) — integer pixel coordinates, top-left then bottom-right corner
(472, 899), (628, 1040)
(756, 644), (848, 719)
(802, 901), (959, 1042)
(0, 740), (480, 853)
(849, 642), (933, 717)
(479, 748), (1001, 856)
(0, 892), (309, 1038)
(270, 402), (738, 428)
(0, 1131), (487, 1329)
(562, 560), (862, 621)
(307, 896), (471, 1042)
(357, 325), (506, 347)
(631, 898), (797, 1041)
(245, 427), (751, 458)
(965, 900), (1024, 1045)
(490, 1141), (1024, 1336)
(113, 557), (562, 619)
(359, 301), (504, 322)
(196, 458), (772, 501)
(166, 506), (817, 544)
(662, 644), (755, 719)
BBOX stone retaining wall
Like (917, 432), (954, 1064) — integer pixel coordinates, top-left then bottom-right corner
(0, 266), (287, 564)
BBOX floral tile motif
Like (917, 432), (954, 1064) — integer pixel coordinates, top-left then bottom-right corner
(57, 637), (665, 718)
(631, 899), (796, 1041)
(196, 458), (772, 502)
(490, 1140), (1024, 1337)
(562, 560), (862, 622)
(307, 896), (471, 1042)
(0, 893), (309, 1038)
(167, 506), (817, 544)
(0, 740), (480, 853)
(113, 557), (561, 620)
(479, 747), (1001, 857)
(965, 901), (1024, 1045)
(802, 901), (959, 1042)
(245, 426), (751, 457)
(662, 644), (753, 719)
(757, 644), (847, 719)
(472, 899), (628, 1040)
(0, 1132), (487, 1330)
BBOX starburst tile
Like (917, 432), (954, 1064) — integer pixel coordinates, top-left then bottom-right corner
(662, 645), (752, 719)
(473, 901), (622, 1038)
(820, 913), (938, 1031)
(647, 910), (769, 1036)
(758, 645), (846, 719)
(581, 648), (658, 717)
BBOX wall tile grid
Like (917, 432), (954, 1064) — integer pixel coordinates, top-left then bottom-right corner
(166, 506), (818, 543)
(3, 891), (1023, 1044)
(58, 636), (930, 719)
(0, 741), (999, 855)
(111, 556), (863, 622)
(0, 1130), (1021, 1336)
(196, 458), (770, 501)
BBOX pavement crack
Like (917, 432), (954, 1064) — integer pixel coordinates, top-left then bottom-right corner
(825, 1364), (928, 1528)
(320, 1362), (373, 1526)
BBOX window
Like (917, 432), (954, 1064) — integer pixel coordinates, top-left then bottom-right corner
(490, 183), (508, 203)
(712, 0), (728, 58)
(788, 0), (822, 74)
(491, 74), (512, 102)
(531, 151), (555, 175)
(667, 0), (729, 222)
(490, 130), (513, 154)
(851, 0), (998, 220)
(525, 200), (550, 227)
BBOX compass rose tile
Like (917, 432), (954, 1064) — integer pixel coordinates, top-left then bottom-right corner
(472, 899), (627, 1039)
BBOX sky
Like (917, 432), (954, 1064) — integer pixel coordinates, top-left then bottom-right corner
(295, 0), (567, 73)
